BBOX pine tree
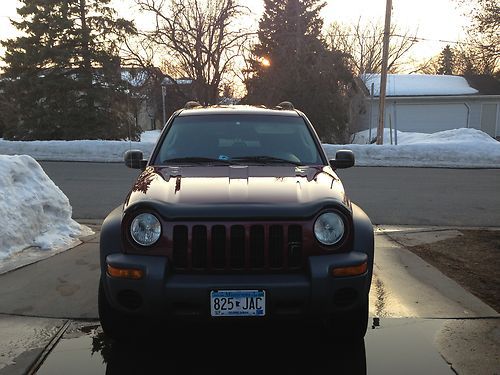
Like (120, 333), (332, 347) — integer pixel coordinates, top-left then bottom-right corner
(244, 0), (354, 143)
(1, 0), (138, 140)
(437, 45), (455, 75)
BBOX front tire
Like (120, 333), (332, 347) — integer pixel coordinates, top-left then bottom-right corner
(98, 280), (143, 341)
(326, 296), (369, 341)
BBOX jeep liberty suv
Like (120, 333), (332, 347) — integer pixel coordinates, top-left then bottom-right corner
(99, 103), (374, 340)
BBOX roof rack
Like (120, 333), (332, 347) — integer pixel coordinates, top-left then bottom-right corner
(275, 101), (294, 110)
(184, 101), (202, 109)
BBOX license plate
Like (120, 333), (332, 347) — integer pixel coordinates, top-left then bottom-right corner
(210, 290), (266, 317)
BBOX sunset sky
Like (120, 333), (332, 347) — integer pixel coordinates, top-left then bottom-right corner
(0, 0), (471, 68)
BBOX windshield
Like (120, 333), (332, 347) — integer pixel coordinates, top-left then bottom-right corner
(153, 114), (324, 165)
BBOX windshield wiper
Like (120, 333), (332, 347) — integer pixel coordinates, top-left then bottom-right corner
(231, 156), (301, 166)
(162, 157), (233, 165)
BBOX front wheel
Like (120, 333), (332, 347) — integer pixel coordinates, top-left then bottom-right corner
(98, 280), (143, 341)
(326, 296), (369, 341)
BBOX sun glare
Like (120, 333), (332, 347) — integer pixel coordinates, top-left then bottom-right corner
(260, 57), (271, 67)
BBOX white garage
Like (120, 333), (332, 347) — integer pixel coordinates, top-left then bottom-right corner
(358, 74), (500, 141)
(394, 103), (469, 132)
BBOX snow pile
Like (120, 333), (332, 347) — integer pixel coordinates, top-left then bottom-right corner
(352, 127), (496, 145)
(362, 74), (479, 96)
(0, 139), (156, 163)
(140, 130), (161, 143)
(0, 155), (93, 261)
(325, 128), (500, 168)
(1, 128), (499, 168)
(0, 130), (161, 162)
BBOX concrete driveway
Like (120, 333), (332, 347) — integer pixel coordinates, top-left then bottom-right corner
(0, 225), (498, 374)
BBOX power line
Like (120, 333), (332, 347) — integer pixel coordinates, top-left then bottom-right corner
(328, 32), (475, 46)
(391, 34), (474, 46)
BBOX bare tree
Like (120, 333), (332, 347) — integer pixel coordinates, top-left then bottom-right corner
(456, 0), (499, 63)
(135, 0), (253, 104)
(454, 42), (498, 76)
(411, 55), (440, 75)
(325, 19), (419, 76)
(451, 0), (499, 76)
(413, 41), (498, 76)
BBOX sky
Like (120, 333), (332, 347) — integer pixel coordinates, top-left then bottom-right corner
(0, 0), (471, 68)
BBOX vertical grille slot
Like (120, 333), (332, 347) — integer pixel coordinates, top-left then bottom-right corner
(171, 222), (304, 273)
(288, 225), (303, 268)
(192, 225), (207, 268)
(269, 225), (284, 268)
(250, 225), (265, 268)
(212, 225), (226, 269)
(230, 225), (245, 268)
(173, 225), (188, 268)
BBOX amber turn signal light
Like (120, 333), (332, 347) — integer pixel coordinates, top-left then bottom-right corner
(331, 262), (368, 277)
(107, 264), (144, 280)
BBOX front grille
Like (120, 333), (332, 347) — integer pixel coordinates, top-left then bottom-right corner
(172, 224), (303, 272)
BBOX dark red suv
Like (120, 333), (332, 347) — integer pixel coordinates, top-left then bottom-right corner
(98, 103), (373, 340)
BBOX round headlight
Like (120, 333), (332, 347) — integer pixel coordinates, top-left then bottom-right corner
(130, 213), (161, 246)
(314, 212), (345, 246)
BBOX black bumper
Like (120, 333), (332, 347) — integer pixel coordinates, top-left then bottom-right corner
(103, 250), (371, 319)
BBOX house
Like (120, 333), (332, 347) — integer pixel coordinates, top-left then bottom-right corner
(121, 69), (195, 131)
(357, 74), (500, 140)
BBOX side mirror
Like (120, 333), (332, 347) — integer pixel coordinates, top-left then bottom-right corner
(329, 150), (355, 169)
(124, 150), (147, 169)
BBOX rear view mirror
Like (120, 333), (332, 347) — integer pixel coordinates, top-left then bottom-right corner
(329, 150), (355, 169)
(124, 150), (147, 169)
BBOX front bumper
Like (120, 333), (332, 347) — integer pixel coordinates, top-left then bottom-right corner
(103, 250), (372, 319)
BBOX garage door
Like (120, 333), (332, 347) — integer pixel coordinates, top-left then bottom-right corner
(394, 103), (468, 133)
(480, 103), (498, 138)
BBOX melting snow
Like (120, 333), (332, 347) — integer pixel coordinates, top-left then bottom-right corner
(0, 155), (92, 272)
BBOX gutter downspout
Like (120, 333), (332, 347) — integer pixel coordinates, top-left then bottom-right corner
(463, 102), (471, 128)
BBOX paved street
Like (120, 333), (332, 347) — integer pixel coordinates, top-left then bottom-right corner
(39, 162), (500, 226)
(337, 167), (500, 226)
(39, 162), (140, 220)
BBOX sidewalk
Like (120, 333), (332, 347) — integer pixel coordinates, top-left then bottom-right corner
(0, 225), (100, 375)
(378, 225), (500, 314)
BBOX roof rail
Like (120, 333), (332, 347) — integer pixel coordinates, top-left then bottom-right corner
(184, 101), (202, 109)
(276, 101), (294, 110)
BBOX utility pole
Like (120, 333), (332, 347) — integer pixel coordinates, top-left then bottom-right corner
(377, 0), (392, 145)
(161, 84), (167, 128)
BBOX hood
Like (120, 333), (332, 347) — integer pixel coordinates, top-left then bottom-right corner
(124, 165), (351, 219)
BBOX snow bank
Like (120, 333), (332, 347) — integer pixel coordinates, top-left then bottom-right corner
(0, 130), (162, 162)
(362, 74), (478, 96)
(352, 127), (497, 145)
(0, 139), (156, 162)
(0, 155), (92, 261)
(326, 128), (500, 168)
(1, 128), (499, 168)
(140, 130), (161, 143)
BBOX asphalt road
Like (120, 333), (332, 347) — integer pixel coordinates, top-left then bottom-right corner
(337, 167), (500, 226)
(39, 161), (500, 226)
(40, 161), (141, 220)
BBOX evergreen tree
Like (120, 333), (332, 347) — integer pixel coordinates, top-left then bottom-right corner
(244, 0), (354, 143)
(1, 0), (138, 140)
(437, 45), (455, 75)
